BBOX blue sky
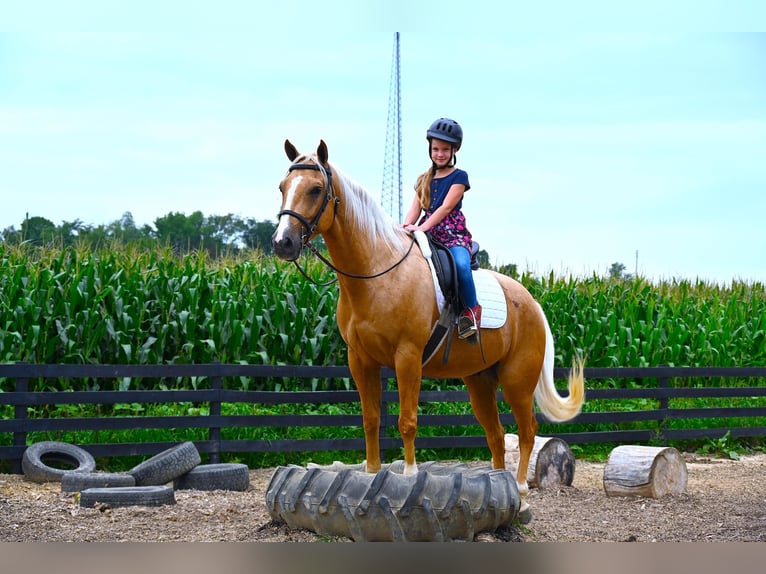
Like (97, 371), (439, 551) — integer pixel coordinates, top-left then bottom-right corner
(2, 2), (765, 284)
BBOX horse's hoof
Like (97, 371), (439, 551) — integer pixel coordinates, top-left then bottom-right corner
(516, 508), (533, 525)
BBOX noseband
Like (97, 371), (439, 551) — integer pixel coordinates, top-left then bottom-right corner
(277, 162), (339, 243)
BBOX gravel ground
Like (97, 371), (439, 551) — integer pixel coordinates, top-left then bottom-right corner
(1, 452), (765, 542)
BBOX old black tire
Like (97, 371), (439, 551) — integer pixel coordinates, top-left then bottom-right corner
(127, 442), (201, 486)
(21, 441), (97, 483)
(79, 486), (176, 508)
(174, 463), (250, 491)
(265, 460), (520, 542)
(61, 472), (136, 492)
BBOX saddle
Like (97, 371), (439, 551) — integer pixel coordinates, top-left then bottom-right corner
(428, 237), (481, 316)
(422, 237), (481, 364)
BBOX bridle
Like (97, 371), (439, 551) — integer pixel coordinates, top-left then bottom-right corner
(277, 162), (340, 241)
(277, 160), (416, 286)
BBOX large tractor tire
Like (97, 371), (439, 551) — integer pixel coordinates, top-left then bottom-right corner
(265, 460), (520, 542)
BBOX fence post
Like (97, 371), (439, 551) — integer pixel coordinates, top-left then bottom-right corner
(12, 363), (29, 474)
(657, 367), (670, 445)
(209, 365), (222, 464)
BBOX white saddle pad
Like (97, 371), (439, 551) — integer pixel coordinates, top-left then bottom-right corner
(473, 269), (507, 329)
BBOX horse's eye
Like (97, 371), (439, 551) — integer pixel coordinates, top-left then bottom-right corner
(309, 186), (323, 197)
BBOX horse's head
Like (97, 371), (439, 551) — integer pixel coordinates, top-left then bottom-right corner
(272, 139), (339, 261)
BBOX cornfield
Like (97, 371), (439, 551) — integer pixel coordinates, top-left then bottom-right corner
(0, 243), (344, 392)
(1, 242), (765, 394)
(525, 271), (766, 369)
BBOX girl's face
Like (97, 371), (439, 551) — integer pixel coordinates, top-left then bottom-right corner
(430, 139), (455, 168)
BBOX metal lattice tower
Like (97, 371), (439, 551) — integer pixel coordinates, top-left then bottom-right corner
(381, 32), (403, 223)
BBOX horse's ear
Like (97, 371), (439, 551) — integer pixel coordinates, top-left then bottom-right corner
(285, 139), (299, 162)
(317, 140), (329, 166)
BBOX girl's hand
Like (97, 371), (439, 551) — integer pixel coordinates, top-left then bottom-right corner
(403, 223), (419, 233)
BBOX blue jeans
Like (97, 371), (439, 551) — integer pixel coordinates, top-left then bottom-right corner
(449, 246), (477, 308)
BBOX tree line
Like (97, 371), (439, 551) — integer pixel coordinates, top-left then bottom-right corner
(0, 211), (279, 257)
(2, 211), (570, 278)
(1, 211), (511, 270)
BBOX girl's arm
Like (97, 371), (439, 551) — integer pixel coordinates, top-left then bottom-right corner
(401, 195), (422, 227)
(405, 184), (465, 232)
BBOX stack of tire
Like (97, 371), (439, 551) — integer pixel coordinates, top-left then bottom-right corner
(21, 441), (250, 508)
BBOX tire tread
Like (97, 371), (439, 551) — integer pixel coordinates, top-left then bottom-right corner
(265, 460), (520, 541)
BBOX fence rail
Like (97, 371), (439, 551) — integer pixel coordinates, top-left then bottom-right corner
(2, 363), (766, 473)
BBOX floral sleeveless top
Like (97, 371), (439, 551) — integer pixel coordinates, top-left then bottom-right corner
(418, 168), (473, 250)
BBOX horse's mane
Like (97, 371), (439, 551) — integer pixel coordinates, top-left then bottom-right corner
(290, 155), (405, 255)
(332, 165), (409, 254)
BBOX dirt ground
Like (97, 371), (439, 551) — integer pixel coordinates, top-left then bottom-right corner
(1, 452), (765, 542)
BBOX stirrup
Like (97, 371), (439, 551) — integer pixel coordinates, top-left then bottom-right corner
(458, 305), (481, 339)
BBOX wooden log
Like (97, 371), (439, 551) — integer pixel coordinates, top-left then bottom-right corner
(603, 445), (687, 498)
(503, 433), (575, 488)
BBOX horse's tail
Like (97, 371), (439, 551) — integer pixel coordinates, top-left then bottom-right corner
(533, 302), (585, 422)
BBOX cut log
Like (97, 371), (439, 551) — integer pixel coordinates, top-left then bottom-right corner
(504, 434), (575, 488)
(603, 445), (687, 498)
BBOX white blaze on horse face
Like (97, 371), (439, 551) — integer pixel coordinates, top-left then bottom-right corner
(273, 174), (305, 243)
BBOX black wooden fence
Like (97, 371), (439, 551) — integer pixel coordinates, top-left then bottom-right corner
(2, 363), (766, 473)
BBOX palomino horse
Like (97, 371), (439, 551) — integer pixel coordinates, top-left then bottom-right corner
(272, 140), (585, 514)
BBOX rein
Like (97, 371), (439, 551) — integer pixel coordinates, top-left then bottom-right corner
(304, 235), (417, 281)
(279, 160), (417, 286)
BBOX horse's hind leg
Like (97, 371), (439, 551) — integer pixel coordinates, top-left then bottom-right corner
(498, 363), (540, 516)
(505, 394), (537, 516)
(463, 373), (506, 471)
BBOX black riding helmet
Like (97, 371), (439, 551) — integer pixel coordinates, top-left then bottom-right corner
(426, 117), (463, 150)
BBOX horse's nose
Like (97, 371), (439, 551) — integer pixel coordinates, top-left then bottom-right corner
(272, 232), (300, 261)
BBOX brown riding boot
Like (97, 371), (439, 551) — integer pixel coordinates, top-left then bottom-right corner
(458, 304), (482, 339)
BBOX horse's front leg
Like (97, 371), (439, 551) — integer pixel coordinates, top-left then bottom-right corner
(348, 351), (383, 473)
(395, 351), (423, 476)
